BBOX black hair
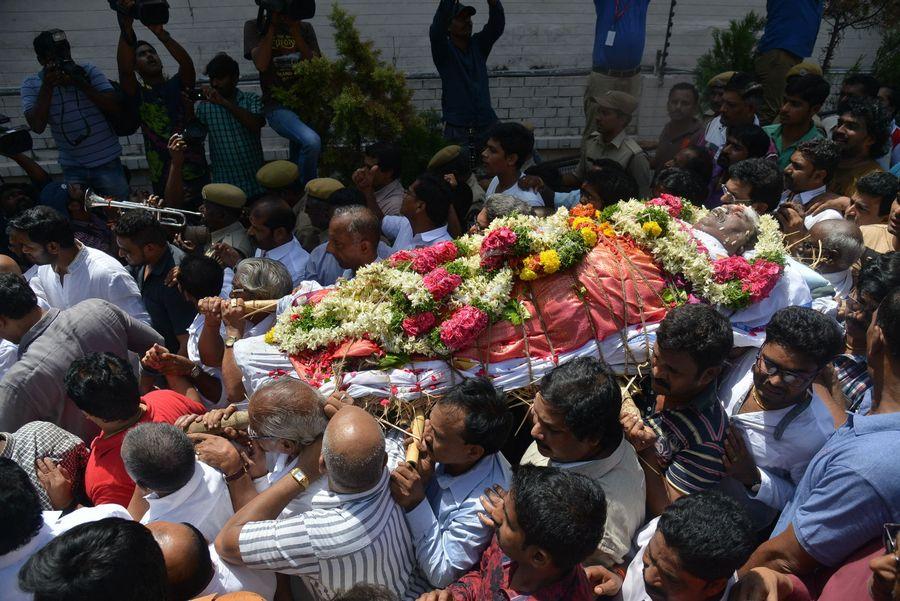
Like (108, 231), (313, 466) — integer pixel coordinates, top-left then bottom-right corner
(585, 167), (639, 207)
(328, 188), (367, 209)
(33, 30), (70, 61)
(513, 465), (607, 572)
(251, 197), (296, 234)
(135, 40), (157, 55)
(121, 423), (197, 494)
(539, 356), (623, 446)
(0, 457), (44, 555)
(436, 377), (512, 456)
(765, 306), (844, 367)
(113, 210), (167, 247)
(839, 97), (892, 159)
(657, 491), (755, 581)
(19, 518), (168, 601)
(796, 138), (841, 182)
(657, 304), (733, 372)
(669, 82), (700, 105)
(524, 163), (563, 192)
(8, 206), (76, 249)
(655, 168), (708, 204)
(858, 252), (900, 306)
(0, 272), (38, 319)
(412, 173), (452, 226)
(843, 73), (881, 99)
(726, 124), (771, 159)
(724, 72), (763, 108)
(177, 254), (224, 300)
(677, 145), (715, 183)
(856, 171), (899, 216)
(204, 52), (239, 80)
(784, 74), (831, 108)
(877, 288), (900, 358)
(727, 158), (783, 212)
(364, 142), (403, 180)
(487, 122), (535, 169)
(64, 352), (141, 421)
(881, 85), (897, 114)
(330, 584), (397, 601)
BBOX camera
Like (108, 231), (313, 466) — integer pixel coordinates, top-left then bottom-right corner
(34, 30), (89, 85)
(188, 89), (206, 102)
(255, 0), (316, 33)
(108, 0), (170, 26)
(0, 114), (32, 157)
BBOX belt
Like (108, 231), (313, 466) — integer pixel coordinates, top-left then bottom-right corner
(592, 66), (641, 78)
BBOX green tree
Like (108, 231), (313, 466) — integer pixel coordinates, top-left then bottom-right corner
(694, 12), (766, 106)
(273, 4), (445, 182)
(872, 27), (900, 88)
(820, 0), (900, 74)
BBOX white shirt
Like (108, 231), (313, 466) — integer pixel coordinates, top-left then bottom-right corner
(140, 461), (234, 542)
(621, 517), (736, 601)
(256, 238), (310, 287)
(252, 451), (328, 518)
(199, 542), (277, 601)
(716, 351), (834, 529)
(778, 186), (844, 230)
(28, 243), (150, 324)
(704, 114), (761, 160)
(485, 176), (544, 208)
(381, 216), (452, 253)
(0, 339), (18, 381)
(813, 269), (854, 317)
(1, 505), (131, 601)
(186, 270), (234, 408)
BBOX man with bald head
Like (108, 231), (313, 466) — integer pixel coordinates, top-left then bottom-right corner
(215, 405), (426, 600)
(794, 218), (865, 315)
(148, 521), (276, 600)
(326, 205), (391, 280)
(0, 254), (21, 274)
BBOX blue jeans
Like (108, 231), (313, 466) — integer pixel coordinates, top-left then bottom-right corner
(62, 158), (130, 200)
(266, 106), (321, 186)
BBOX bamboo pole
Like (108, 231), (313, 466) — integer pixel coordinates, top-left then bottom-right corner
(406, 409), (426, 466)
(186, 411), (250, 434)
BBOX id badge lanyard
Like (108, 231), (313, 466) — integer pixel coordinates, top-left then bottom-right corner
(606, 0), (630, 46)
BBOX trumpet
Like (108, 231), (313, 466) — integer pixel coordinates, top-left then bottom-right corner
(84, 189), (202, 227)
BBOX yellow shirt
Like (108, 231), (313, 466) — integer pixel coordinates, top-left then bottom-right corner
(860, 223), (897, 254)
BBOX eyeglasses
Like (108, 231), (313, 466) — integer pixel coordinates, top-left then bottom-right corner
(246, 426), (279, 442)
(755, 351), (818, 386)
(884, 523), (900, 554)
(720, 184), (752, 205)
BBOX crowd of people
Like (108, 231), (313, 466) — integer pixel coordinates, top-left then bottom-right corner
(1, 0), (900, 600)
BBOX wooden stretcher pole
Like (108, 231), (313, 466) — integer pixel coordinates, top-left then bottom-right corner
(242, 300), (279, 314)
(406, 409), (426, 466)
(186, 411), (250, 434)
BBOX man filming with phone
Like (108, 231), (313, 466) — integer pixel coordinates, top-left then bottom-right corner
(244, 2), (321, 188)
(116, 0), (209, 208)
(22, 30), (130, 201)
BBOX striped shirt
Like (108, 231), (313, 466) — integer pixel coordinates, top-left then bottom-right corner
(238, 468), (427, 600)
(21, 64), (122, 168)
(645, 384), (729, 495)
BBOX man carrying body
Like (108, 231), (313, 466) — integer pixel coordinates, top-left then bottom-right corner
(430, 0), (505, 146)
(8, 206), (148, 322)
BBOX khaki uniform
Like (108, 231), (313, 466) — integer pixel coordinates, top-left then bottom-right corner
(583, 71), (643, 142)
(578, 129), (652, 199)
(210, 221), (254, 259)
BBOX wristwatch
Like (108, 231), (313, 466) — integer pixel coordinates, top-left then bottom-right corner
(224, 335), (239, 348)
(189, 363), (202, 378)
(290, 467), (310, 491)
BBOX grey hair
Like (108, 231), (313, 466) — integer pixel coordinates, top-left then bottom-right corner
(322, 427), (385, 490)
(249, 379), (328, 444)
(234, 258), (293, 300)
(121, 423), (196, 494)
(820, 222), (866, 266)
(332, 205), (381, 243)
(484, 194), (534, 222)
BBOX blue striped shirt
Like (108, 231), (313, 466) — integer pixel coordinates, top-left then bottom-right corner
(21, 64), (122, 168)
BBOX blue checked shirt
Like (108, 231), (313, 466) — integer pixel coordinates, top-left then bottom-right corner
(196, 89), (265, 197)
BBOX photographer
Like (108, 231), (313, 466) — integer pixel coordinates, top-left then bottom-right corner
(21, 30), (130, 201)
(116, 0), (209, 208)
(190, 53), (265, 199)
(244, 8), (321, 187)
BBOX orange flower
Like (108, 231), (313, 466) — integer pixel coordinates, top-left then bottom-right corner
(569, 204), (596, 218)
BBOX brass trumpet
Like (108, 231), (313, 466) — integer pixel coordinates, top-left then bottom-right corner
(84, 189), (202, 227)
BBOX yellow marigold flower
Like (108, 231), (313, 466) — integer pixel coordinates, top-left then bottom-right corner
(642, 221), (663, 238)
(264, 328), (276, 345)
(519, 268), (538, 281)
(539, 249), (561, 274)
(599, 222), (615, 237)
(580, 227), (598, 247)
(571, 216), (594, 231)
(595, 210), (602, 219)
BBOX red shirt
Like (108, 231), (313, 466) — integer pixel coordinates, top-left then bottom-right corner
(785, 539), (882, 601)
(84, 390), (204, 507)
(446, 535), (594, 601)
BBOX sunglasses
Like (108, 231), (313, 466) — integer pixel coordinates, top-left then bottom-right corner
(756, 351), (818, 386)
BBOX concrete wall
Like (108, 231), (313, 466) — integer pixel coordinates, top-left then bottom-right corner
(0, 0), (884, 181)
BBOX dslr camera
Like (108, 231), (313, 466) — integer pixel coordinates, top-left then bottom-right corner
(34, 30), (89, 85)
(255, 0), (316, 33)
(108, 0), (170, 26)
(0, 114), (32, 157)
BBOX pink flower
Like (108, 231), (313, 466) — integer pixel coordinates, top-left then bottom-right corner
(380, 398), (391, 407)
(389, 250), (415, 267)
(401, 312), (436, 337)
(479, 227), (517, 270)
(648, 194), (684, 218)
(423, 268), (462, 300)
(439, 305), (489, 351)
(744, 260), (782, 302)
(431, 241), (459, 264)
(712, 256), (752, 283)
(411, 249), (439, 274)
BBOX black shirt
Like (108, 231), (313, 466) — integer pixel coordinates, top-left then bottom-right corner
(130, 243), (196, 353)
